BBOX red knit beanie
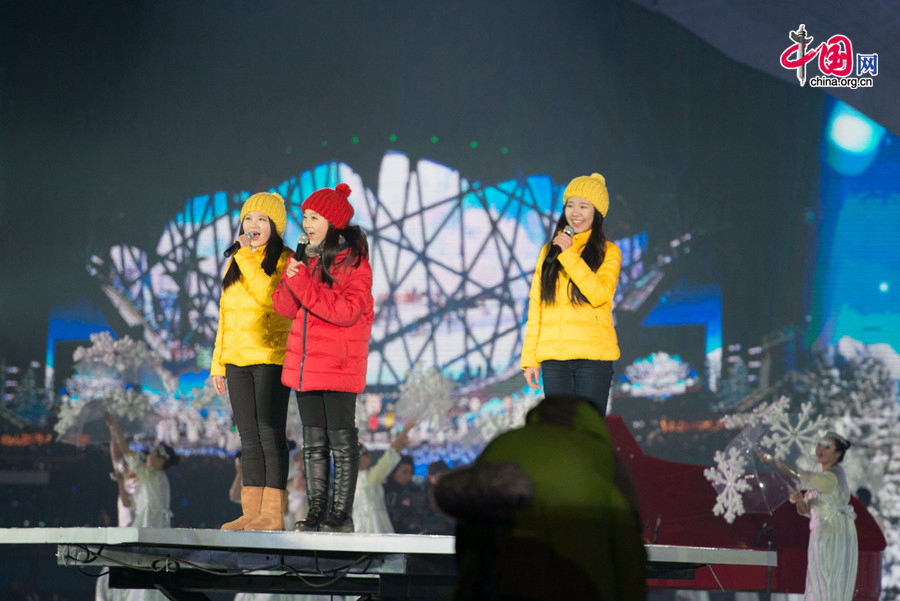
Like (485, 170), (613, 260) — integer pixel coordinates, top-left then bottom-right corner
(302, 183), (354, 229)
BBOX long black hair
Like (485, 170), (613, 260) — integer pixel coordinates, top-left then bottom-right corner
(539, 209), (607, 305)
(222, 218), (285, 290)
(315, 223), (369, 287)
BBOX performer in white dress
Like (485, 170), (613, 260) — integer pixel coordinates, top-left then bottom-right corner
(104, 412), (179, 601)
(95, 443), (137, 601)
(353, 421), (415, 534)
(765, 431), (858, 601)
(105, 411), (177, 529)
(795, 432), (857, 601)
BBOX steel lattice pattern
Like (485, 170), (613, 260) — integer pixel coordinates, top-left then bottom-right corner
(91, 154), (646, 387)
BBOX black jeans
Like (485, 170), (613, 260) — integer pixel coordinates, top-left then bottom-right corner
(298, 390), (357, 429)
(225, 364), (291, 488)
(540, 359), (614, 416)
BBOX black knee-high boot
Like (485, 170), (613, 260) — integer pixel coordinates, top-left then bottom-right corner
(296, 426), (329, 531)
(320, 428), (359, 533)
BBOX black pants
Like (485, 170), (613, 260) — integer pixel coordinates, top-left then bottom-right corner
(298, 390), (357, 429)
(540, 359), (614, 416)
(226, 364), (291, 488)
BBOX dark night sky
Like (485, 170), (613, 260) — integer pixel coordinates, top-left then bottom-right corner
(1, 0), (825, 366)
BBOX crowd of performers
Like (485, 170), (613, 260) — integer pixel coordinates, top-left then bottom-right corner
(96, 175), (862, 601)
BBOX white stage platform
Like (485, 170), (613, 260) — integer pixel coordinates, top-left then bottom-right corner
(0, 527), (777, 600)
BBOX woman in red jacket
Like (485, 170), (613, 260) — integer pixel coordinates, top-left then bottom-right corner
(272, 183), (374, 532)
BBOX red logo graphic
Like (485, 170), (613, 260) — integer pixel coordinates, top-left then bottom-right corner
(779, 24), (875, 89)
(781, 34), (853, 77)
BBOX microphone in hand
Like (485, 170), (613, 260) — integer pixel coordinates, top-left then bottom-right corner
(223, 232), (257, 257)
(544, 225), (575, 263)
(294, 232), (309, 260)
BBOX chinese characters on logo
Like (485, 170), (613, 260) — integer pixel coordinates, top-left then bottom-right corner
(780, 24), (878, 89)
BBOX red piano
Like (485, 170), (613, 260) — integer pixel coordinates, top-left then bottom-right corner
(606, 415), (887, 600)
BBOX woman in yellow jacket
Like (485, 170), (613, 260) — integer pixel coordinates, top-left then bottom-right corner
(211, 192), (294, 530)
(521, 173), (621, 416)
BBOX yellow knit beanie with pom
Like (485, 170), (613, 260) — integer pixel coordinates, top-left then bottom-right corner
(563, 173), (609, 217)
(240, 192), (287, 236)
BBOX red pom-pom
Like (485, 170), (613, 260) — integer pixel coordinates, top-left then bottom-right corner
(335, 183), (351, 197)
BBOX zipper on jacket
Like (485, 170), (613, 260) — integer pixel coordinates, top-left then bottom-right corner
(298, 310), (309, 390)
(296, 258), (319, 391)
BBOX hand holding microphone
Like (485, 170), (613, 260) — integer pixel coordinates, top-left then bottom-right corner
(545, 225), (575, 263)
(223, 232), (257, 257)
(285, 233), (309, 278)
(294, 232), (309, 260)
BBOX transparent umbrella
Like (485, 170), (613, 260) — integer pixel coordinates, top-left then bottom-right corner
(706, 423), (807, 523)
(707, 398), (831, 523)
(730, 424), (801, 514)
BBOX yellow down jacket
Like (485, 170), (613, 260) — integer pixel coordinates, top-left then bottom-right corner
(521, 231), (621, 368)
(210, 245), (294, 376)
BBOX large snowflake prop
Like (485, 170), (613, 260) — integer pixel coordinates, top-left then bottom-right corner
(396, 362), (455, 427)
(723, 396), (828, 471)
(703, 446), (752, 524)
(706, 396), (829, 522)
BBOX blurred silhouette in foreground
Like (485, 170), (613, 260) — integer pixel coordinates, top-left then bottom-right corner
(435, 394), (646, 601)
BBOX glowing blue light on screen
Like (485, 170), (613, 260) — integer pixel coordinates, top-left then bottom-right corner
(809, 98), (900, 357)
(825, 102), (886, 175)
(828, 106), (883, 154)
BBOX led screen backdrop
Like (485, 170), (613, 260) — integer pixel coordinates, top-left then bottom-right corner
(41, 98), (900, 453)
(2, 2), (898, 593)
(79, 154), (651, 388)
(43, 153), (660, 468)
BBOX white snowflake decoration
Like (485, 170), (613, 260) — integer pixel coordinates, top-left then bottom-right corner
(704, 446), (752, 524)
(396, 362), (455, 426)
(720, 395), (790, 429)
(759, 401), (826, 470)
(722, 396), (828, 471)
(707, 395), (830, 522)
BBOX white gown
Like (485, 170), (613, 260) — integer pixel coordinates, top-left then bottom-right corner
(123, 453), (173, 528)
(106, 453), (173, 601)
(353, 447), (401, 534)
(95, 463), (137, 601)
(799, 465), (858, 601)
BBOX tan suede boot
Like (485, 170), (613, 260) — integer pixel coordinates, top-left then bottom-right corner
(244, 487), (286, 531)
(220, 485), (263, 530)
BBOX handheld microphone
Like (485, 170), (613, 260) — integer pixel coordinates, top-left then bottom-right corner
(294, 233), (309, 260)
(223, 232), (257, 258)
(544, 225), (575, 263)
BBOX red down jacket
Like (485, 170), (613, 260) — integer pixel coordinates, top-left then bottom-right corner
(271, 251), (374, 393)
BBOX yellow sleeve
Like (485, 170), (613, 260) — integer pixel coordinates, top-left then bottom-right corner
(557, 241), (621, 308)
(210, 292), (226, 377)
(520, 246), (548, 368)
